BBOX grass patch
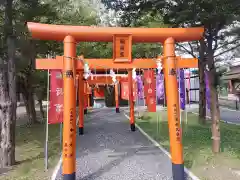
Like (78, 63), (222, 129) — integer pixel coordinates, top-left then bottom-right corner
(0, 122), (61, 180)
(137, 110), (240, 180)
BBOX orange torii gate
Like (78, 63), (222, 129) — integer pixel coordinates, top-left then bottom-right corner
(86, 74), (135, 114)
(86, 74), (128, 114)
(81, 74), (129, 117)
(41, 57), (198, 133)
(27, 22), (203, 180)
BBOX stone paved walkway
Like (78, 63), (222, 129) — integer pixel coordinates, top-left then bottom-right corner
(56, 108), (192, 180)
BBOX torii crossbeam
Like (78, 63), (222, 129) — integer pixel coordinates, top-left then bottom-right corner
(36, 56), (198, 70)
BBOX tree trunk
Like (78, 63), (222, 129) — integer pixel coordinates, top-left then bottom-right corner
(0, 0), (16, 167)
(209, 69), (221, 153)
(0, 62), (14, 167)
(28, 93), (37, 124)
(0, 70), (15, 167)
(198, 39), (206, 124)
(104, 85), (115, 107)
(38, 99), (45, 120)
(22, 90), (30, 120)
(6, 35), (17, 166)
(22, 88), (37, 125)
(207, 41), (221, 153)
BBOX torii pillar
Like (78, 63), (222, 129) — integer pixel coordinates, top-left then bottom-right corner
(128, 69), (135, 131)
(83, 81), (88, 115)
(115, 82), (120, 113)
(164, 38), (184, 179)
(62, 36), (77, 179)
(78, 71), (84, 135)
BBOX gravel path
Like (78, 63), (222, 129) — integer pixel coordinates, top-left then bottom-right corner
(56, 108), (193, 180)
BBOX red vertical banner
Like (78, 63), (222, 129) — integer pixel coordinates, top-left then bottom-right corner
(144, 70), (156, 112)
(49, 70), (63, 124)
(121, 81), (129, 100)
(94, 87), (105, 98)
(120, 80), (137, 101)
(84, 95), (88, 109)
(143, 72), (148, 105)
(87, 83), (92, 95)
(83, 82), (88, 109)
(133, 81), (137, 100)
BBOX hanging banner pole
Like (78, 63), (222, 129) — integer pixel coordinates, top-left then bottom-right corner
(179, 69), (186, 124)
(136, 82), (139, 118)
(188, 71), (191, 108)
(178, 70), (182, 125)
(45, 69), (50, 171)
(59, 122), (63, 149)
(184, 71), (188, 124)
(163, 74), (166, 108)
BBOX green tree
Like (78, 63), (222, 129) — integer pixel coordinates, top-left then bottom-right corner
(0, 0), (17, 167)
(0, 0), (107, 167)
(13, 0), (104, 124)
(14, 0), (57, 124)
(103, 0), (240, 153)
(161, 0), (240, 153)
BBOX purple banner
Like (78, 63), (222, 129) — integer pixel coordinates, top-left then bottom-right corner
(136, 75), (144, 99)
(178, 69), (185, 110)
(205, 71), (211, 110)
(156, 74), (165, 100)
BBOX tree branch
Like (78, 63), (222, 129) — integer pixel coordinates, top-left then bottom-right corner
(176, 43), (197, 58)
(188, 42), (196, 57)
(215, 54), (235, 63)
(214, 44), (240, 58)
(216, 38), (240, 50)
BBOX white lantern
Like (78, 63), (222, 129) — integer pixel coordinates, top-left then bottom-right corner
(110, 69), (117, 84)
(110, 69), (115, 76)
(132, 68), (137, 80)
(157, 61), (162, 74)
(83, 63), (90, 79)
(112, 76), (117, 84)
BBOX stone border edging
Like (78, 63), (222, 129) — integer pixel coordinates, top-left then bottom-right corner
(51, 155), (62, 180)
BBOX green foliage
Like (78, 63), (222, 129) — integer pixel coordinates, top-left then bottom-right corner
(103, 0), (240, 52)
(4, 0), (113, 101)
(77, 42), (112, 58)
(132, 43), (161, 58)
(33, 70), (48, 100)
(105, 0), (240, 27)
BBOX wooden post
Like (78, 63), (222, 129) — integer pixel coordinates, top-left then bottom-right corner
(62, 35), (76, 180)
(128, 69), (135, 131)
(115, 83), (120, 113)
(78, 71), (84, 135)
(163, 37), (184, 180)
(83, 81), (88, 115)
